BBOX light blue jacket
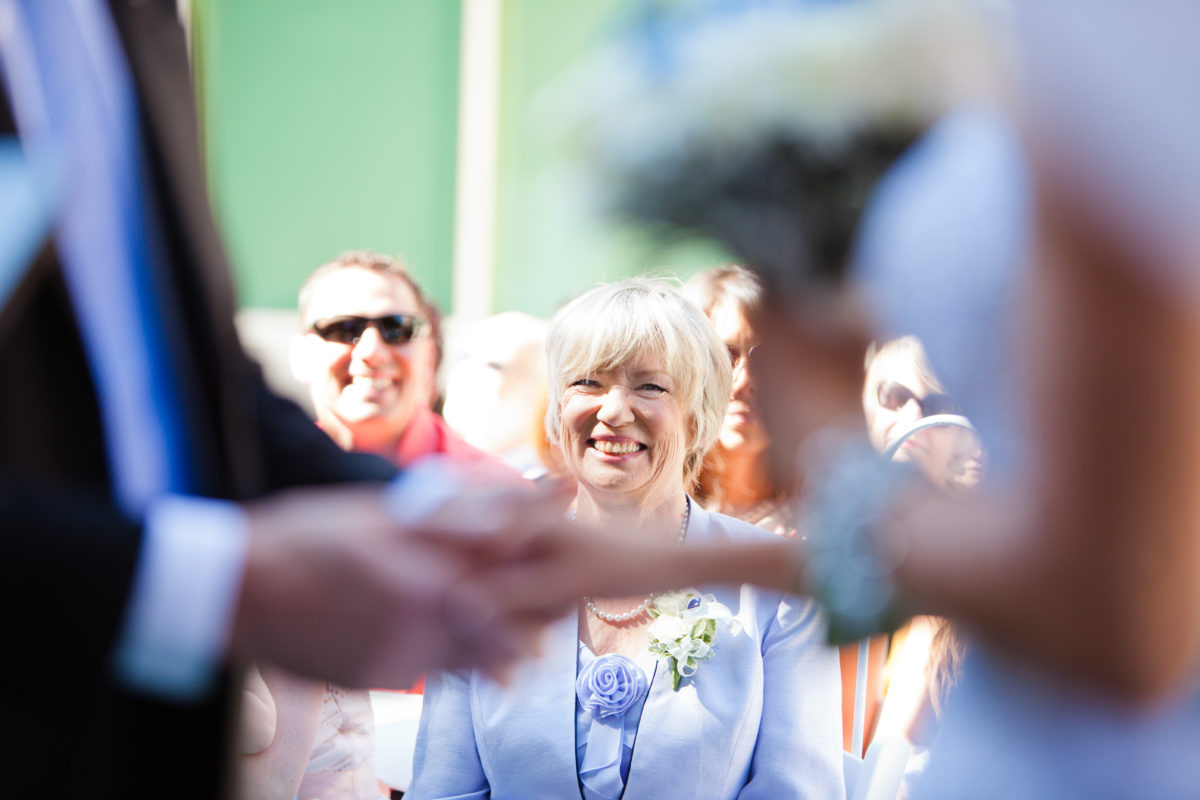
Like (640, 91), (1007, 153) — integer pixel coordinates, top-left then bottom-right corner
(407, 504), (845, 800)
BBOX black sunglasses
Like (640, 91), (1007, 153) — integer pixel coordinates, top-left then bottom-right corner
(876, 380), (959, 417)
(310, 314), (427, 346)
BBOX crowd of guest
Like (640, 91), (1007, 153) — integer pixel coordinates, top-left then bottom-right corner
(231, 246), (991, 798)
(8, 1), (1200, 799)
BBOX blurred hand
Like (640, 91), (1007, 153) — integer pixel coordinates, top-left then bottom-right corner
(229, 479), (577, 689)
(464, 520), (690, 624)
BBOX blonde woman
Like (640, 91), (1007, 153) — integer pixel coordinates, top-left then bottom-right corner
(408, 279), (843, 800)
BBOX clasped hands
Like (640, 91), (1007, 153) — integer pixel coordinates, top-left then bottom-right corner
(227, 461), (664, 689)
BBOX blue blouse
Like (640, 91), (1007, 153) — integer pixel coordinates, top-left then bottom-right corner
(406, 504), (845, 800)
(574, 644), (655, 800)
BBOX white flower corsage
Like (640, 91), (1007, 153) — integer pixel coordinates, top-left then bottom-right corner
(647, 590), (740, 690)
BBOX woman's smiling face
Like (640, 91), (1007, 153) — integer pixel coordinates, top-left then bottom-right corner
(559, 354), (688, 506)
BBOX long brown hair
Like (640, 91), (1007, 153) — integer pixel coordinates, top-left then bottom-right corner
(927, 618), (966, 717)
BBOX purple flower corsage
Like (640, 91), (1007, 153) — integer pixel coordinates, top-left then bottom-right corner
(576, 653), (647, 720)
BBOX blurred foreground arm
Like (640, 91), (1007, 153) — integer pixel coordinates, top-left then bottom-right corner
(230, 477), (576, 690)
(886, 180), (1200, 702)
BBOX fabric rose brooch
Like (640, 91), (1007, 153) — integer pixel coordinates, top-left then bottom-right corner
(647, 590), (739, 690)
(576, 653), (648, 720)
(576, 654), (648, 798)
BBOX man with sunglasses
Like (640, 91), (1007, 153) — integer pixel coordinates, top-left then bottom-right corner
(234, 252), (518, 796)
(292, 250), (500, 469)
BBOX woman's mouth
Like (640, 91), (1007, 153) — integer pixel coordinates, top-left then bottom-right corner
(726, 404), (757, 423)
(589, 438), (646, 456)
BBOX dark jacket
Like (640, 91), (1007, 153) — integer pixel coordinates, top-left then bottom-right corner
(0, 2), (394, 796)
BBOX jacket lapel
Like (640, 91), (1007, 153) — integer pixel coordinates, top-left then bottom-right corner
(105, 0), (239, 330)
(621, 505), (753, 800)
(0, 62), (109, 483)
(621, 505), (711, 800)
(476, 613), (586, 799)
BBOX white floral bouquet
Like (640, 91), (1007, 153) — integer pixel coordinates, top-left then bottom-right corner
(548, 0), (1001, 289)
(647, 590), (741, 690)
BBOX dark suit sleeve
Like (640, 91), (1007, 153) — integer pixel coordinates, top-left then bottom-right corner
(250, 374), (398, 490)
(0, 0), (391, 707)
(1, 475), (143, 687)
(0, 389), (396, 694)
(0, 259), (147, 686)
(0, 7), (392, 795)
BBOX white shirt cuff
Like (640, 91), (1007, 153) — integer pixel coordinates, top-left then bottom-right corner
(112, 494), (249, 701)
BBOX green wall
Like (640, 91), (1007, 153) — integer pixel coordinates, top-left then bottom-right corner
(492, 0), (728, 317)
(196, 1), (727, 317)
(196, 0), (461, 310)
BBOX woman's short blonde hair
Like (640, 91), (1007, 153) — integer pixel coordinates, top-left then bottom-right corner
(545, 278), (733, 489)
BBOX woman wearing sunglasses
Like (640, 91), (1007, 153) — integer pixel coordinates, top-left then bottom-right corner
(863, 336), (983, 494)
(861, 336), (976, 779)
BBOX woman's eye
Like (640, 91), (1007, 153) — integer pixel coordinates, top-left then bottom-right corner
(639, 383), (667, 393)
(570, 378), (600, 388)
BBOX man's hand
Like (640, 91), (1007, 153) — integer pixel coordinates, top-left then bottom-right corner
(228, 480), (576, 688)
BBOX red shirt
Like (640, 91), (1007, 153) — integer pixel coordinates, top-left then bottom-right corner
(392, 406), (505, 469)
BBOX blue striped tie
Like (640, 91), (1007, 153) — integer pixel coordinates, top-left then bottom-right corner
(12, 0), (193, 508)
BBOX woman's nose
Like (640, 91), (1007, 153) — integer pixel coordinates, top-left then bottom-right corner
(731, 358), (754, 399)
(597, 386), (635, 426)
(896, 396), (924, 424)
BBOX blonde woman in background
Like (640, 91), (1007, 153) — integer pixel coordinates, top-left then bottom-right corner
(862, 336), (974, 775)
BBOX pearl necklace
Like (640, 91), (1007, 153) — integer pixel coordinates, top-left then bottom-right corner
(582, 498), (691, 625)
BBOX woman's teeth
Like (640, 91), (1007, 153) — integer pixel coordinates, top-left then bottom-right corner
(592, 440), (641, 455)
